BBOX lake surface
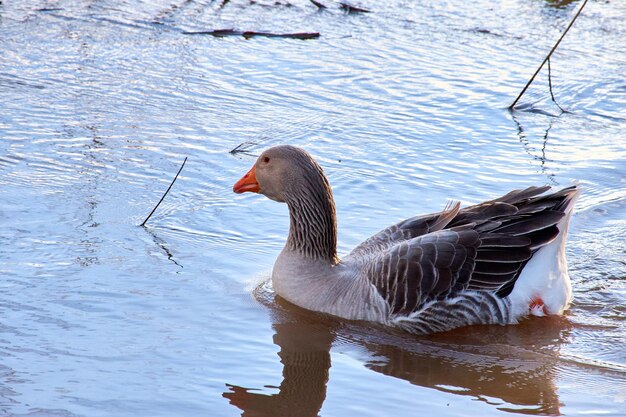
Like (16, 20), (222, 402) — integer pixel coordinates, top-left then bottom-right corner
(1, 0), (625, 416)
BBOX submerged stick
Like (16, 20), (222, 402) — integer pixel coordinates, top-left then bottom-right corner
(229, 141), (257, 156)
(309, 0), (327, 9)
(140, 157), (188, 227)
(339, 2), (370, 13)
(183, 29), (320, 40)
(509, 0), (588, 110)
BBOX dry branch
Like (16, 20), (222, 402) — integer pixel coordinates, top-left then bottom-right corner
(140, 157), (188, 227)
(339, 2), (370, 13)
(184, 29), (320, 40)
(509, 0), (588, 110)
(309, 0), (327, 9)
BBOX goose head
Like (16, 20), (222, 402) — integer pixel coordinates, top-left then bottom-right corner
(233, 145), (338, 261)
(233, 145), (328, 203)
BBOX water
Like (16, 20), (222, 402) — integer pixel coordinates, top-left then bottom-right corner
(1, 0), (625, 416)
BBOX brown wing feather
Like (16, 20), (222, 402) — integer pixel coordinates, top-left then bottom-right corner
(366, 229), (480, 315)
(359, 185), (579, 316)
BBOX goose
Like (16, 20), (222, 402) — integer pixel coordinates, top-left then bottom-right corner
(233, 145), (580, 334)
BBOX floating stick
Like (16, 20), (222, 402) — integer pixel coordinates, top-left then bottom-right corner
(140, 157), (188, 227)
(339, 2), (370, 13)
(309, 0), (327, 9)
(184, 29), (320, 40)
(229, 141), (257, 156)
(509, 0), (588, 110)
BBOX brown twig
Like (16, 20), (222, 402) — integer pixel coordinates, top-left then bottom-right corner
(339, 2), (370, 13)
(140, 157), (188, 227)
(309, 0), (327, 9)
(509, 0), (588, 110)
(183, 29), (320, 39)
(229, 141), (257, 155)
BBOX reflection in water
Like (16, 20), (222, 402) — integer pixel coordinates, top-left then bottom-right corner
(224, 287), (570, 416)
(144, 226), (184, 268)
(511, 112), (558, 185)
(224, 315), (334, 417)
(224, 291), (336, 417)
(358, 324), (564, 415)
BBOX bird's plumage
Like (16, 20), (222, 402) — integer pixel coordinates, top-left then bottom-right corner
(234, 145), (580, 334)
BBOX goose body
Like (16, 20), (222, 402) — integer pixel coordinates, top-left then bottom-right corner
(234, 145), (580, 334)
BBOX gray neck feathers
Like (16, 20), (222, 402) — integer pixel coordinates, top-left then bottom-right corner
(284, 160), (338, 264)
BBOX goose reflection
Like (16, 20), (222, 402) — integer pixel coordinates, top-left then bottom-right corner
(224, 286), (569, 416)
(223, 297), (336, 417)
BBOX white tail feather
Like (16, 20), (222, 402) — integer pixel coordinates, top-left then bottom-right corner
(508, 187), (580, 321)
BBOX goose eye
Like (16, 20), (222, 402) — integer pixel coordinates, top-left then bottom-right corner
(263, 156), (270, 163)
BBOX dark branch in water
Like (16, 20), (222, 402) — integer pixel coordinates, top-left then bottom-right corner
(229, 142), (257, 156)
(140, 157), (188, 227)
(509, 0), (588, 110)
(339, 2), (370, 13)
(309, 0), (327, 9)
(249, 0), (295, 7)
(183, 29), (320, 40)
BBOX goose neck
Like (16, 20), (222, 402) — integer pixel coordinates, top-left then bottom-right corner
(285, 187), (338, 264)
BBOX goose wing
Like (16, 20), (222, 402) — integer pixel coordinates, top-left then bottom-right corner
(363, 228), (522, 315)
(359, 186), (579, 315)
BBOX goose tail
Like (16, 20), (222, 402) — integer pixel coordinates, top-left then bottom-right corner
(508, 185), (581, 320)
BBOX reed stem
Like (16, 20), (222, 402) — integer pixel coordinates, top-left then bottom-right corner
(509, 0), (588, 110)
(140, 157), (188, 227)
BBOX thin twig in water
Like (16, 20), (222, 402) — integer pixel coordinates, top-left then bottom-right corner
(339, 2), (370, 13)
(183, 29), (320, 40)
(509, 0), (588, 110)
(547, 58), (566, 113)
(309, 0), (327, 9)
(229, 141), (257, 156)
(140, 157), (188, 227)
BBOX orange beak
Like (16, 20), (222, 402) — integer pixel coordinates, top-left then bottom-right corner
(233, 165), (260, 194)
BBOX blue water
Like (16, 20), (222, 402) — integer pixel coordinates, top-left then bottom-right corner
(1, 1), (625, 416)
